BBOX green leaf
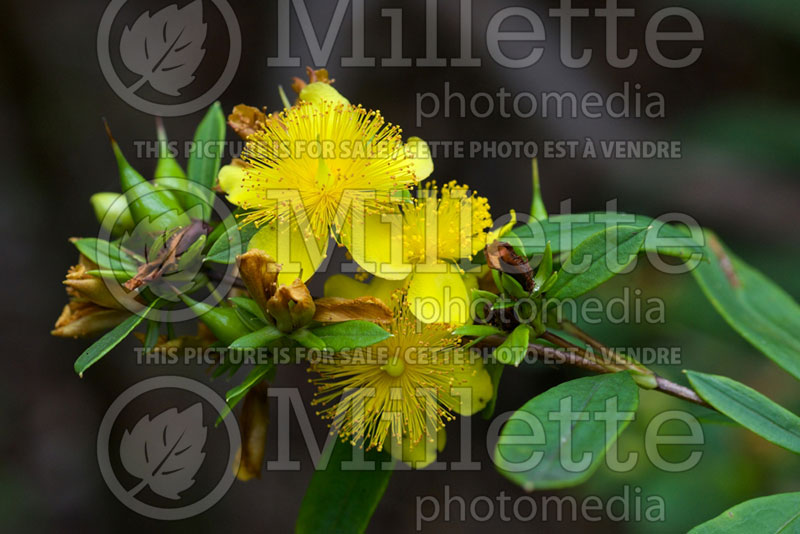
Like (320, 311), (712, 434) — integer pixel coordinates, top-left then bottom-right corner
(222, 363), (275, 418)
(205, 215), (259, 264)
(143, 320), (159, 351)
(506, 212), (702, 260)
(481, 361), (505, 420)
(229, 296), (269, 323)
(73, 300), (160, 377)
(71, 237), (138, 273)
(186, 102), (226, 220)
(686, 371), (800, 454)
(470, 289), (498, 303)
(229, 324), (283, 350)
(495, 324), (530, 367)
(452, 325), (504, 350)
(690, 230), (800, 380)
(233, 305), (266, 332)
(452, 325), (504, 338)
(296, 436), (393, 534)
(532, 241), (553, 292)
(85, 269), (134, 282)
(492, 299), (515, 310)
(689, 492), (800, 534)
(310, 321), (391, 352)
(290, 328), (327, 350)
(548, 225), (648, 299)
(500, 272), (528, 298)
(495, 372), (638, 490)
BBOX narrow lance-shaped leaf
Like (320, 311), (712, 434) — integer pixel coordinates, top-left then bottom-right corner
(186, 102), (226, 220)
(548, 225), (648, 300)
(686, 371), (800, 454)
(495, 324), (530, 367)
(232, 304), (265, 332)
(220, 363), (275, 420)
(229, 324), (283, 350)
(310, 320), (391, 352)
(532, 241), (553, 293)
(74, 299), (161, 377)
(290, 328), (327, 350)
(71, 237), (139, 273)
(229, 296), (269, 324)
(689, 492), (800, 534)
(690, 230), (800, 380)
(505, 212), (702, 260)
(296, 436), (394, 534)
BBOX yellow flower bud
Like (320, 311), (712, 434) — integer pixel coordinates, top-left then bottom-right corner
(218, 164), (248, 205)
(298, 82), (350, 107)
(389, 428), (447, 469)
(448, 359), (495, 416)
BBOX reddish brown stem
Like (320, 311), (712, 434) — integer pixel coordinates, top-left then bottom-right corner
(478, 333), (714, 410)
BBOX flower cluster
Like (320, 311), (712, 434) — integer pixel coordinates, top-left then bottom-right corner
(52, 69), (501, 471)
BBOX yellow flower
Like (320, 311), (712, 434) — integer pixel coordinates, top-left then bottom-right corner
(402, 181), (492, 263)
(309, 305), (493, 453)
(342, 181), (493, 324)
(219, 86), (433, 285)
(323, 273), (405, 306)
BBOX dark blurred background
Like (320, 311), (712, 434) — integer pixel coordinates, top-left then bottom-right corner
(1, 0), (799, 532)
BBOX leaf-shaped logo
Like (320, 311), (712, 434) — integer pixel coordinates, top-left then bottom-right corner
(119, 403), (207, 500)
(119, 0), (208, 97)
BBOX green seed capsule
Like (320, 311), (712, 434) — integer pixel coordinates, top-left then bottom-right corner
(180, 294), (252, 346)
(90, 192), (134, 237)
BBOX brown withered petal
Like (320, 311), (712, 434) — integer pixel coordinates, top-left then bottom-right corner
(485, 241), (534, 292)
(235, 382), (269, 482)
(267, 279), (315, 332)
(51, 301), (130, 338)
(77, 253), (99, 270)
(65, 263), (139, 310)
(228, 104), (268, 140)
(237, 250), (281, 316)
(291, 66), (333, 94)
(312, 297), (393, 324)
